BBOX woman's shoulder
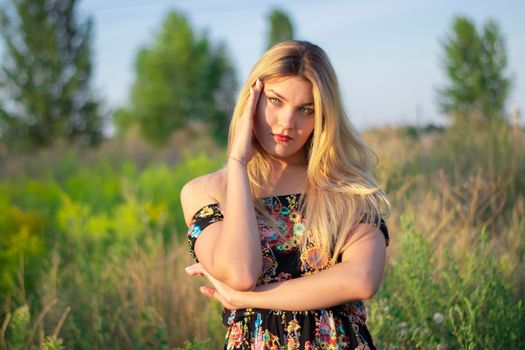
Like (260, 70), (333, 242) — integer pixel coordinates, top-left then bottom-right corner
(180, 168), (226, 226)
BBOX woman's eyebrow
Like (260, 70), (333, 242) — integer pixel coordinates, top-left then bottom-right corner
(267, 89), (314, 106)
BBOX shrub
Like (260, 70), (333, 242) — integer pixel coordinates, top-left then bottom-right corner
(369, 216), (525, 349)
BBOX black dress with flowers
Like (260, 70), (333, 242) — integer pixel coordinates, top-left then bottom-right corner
(187, 193), (389, 350)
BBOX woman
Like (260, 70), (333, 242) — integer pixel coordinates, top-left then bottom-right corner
(181, 40), (390, 350)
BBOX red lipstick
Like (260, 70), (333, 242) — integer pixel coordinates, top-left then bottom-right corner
(272, 133), (292, 142)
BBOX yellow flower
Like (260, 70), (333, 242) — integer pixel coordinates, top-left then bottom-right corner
(286, 319), (301, 333)
(198, 206), (214, 217)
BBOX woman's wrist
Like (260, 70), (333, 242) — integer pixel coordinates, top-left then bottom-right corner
(228, 155), (248, 167)
(230, 288), (249, 309)
(231, 283), (265, 309)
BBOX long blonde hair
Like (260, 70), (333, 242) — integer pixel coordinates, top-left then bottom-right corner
(227, 40), (390, 264)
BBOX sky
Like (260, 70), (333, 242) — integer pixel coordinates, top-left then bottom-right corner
(79, 0), (525, 131)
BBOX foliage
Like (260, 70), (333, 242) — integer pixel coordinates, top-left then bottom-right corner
(5, 304), (30, 350)
(266, 8), (294, 49)
(114, 10), (237, 146)
(0, 148), (224, 349)
(2, 304), (67, 350)
(0, 126), (525, 349)
(43, 336), (65, 350)
(0, 121), (524, 348)
(0, 0), (105, 151)
(175, 338), (211, 350)
(437, 16), (512, 126)
(0, 190), (48, 298)
(380, 121), (524, 240)
(368, 217), (525, 349)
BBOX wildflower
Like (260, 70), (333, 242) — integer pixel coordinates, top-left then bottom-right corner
(433, 312), (445, 324)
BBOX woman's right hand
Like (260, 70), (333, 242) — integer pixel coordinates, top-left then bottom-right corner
(229, 79), (263, 164)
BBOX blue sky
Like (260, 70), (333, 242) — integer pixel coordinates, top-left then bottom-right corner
(80, 0), (525, 130)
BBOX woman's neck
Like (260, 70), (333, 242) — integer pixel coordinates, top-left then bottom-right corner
(263, 161), (308, 196)
(266, 148), (308, 171)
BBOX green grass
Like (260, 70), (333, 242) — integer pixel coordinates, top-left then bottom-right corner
(0, 124), (524, 349)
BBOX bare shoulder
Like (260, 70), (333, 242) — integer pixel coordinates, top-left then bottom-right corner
(180, 167), (227, 226)
(340, 223), (385, 254)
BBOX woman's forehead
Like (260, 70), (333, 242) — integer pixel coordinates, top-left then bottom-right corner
(263, 76), (314, 103)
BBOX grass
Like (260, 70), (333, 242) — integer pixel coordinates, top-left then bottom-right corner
(0, 122), (524, 349)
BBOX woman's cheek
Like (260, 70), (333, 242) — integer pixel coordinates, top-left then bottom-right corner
(263, 104), (278, 127)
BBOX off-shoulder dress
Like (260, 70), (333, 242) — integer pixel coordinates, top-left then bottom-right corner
(187, 193), (389, 350)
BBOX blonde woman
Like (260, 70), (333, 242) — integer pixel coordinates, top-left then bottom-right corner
(181, 40), (389, 350)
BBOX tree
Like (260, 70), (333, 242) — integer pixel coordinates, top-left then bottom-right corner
(0, 0), (105, 150)
(114, 11), (236, 146)
(437, 16), (512, 126)
(266, 8), (294, 50)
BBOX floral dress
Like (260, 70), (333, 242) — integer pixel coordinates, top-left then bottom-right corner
(187, 193), (389, 350)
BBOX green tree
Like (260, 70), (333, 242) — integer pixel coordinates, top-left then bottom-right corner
(114, 11), (236, 146)
(437, 16), (512, 126)
(266, 8), (294, 50)
(0, 0), (105, 150)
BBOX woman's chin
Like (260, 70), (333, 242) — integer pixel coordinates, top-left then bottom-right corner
(264, 148), (305, 163)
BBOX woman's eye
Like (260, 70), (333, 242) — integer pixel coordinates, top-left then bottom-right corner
(269, 97), (280, 106)
(301, 107), (314, 115)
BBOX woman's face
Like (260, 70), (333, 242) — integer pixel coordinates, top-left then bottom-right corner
(254, 75), (315, 164)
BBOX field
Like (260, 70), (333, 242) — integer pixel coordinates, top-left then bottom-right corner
(0, 122), (524, 349)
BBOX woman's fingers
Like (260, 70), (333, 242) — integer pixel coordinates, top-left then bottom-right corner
(251, 79), (263, 115)
(185, 263), (205, 276)
(200, 286), (236, 309)
(229, 78), (263, 163)
(199, 286), (216, 298)
(186, 263), (238, 309)
(244, 79), (263, 118)
(186, 270), (204, 276)
(188, 266), (229, 307)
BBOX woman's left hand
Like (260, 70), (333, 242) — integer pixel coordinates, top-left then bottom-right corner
(185, 263), (244, 310)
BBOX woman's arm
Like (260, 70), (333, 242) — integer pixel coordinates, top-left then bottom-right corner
(213, 157), (262, 288)
(181, 164), (261, 291)
(180, 80), (264, 291)
(186, 225), (387, 310)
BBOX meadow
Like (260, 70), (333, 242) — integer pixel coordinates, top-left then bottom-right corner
(0, 122), (523, 349)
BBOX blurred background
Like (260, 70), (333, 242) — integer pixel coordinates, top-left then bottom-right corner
(0, 0), (524, 349)
(80, 0), (525, 131)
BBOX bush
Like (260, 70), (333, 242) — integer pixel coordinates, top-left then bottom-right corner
(368, 216), (525, 349)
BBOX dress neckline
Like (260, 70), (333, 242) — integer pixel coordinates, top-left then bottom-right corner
(257, 192), (302, 200)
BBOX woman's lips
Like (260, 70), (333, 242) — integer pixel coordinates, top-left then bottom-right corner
(272, 133), (292, 142)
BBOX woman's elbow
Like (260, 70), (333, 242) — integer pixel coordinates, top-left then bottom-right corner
(223, 265), (260, 291)
(359, 281), (380, 300)
(347, 272), (382, 300)
(208, 258), (261, 291)
(225, 274), (258, 291)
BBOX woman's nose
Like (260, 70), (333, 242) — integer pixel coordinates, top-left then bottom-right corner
(278, 107), (296, 128)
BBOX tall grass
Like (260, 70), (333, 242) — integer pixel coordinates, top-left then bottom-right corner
(0, 123), (524, 348)
(364, 121), (525, 348)
(0, 134), (227, 349)
(368, 217), (524, 349)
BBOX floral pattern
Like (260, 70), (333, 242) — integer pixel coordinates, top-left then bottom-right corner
(186, 203), (223, 262)
(187, 193), (389, 349)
